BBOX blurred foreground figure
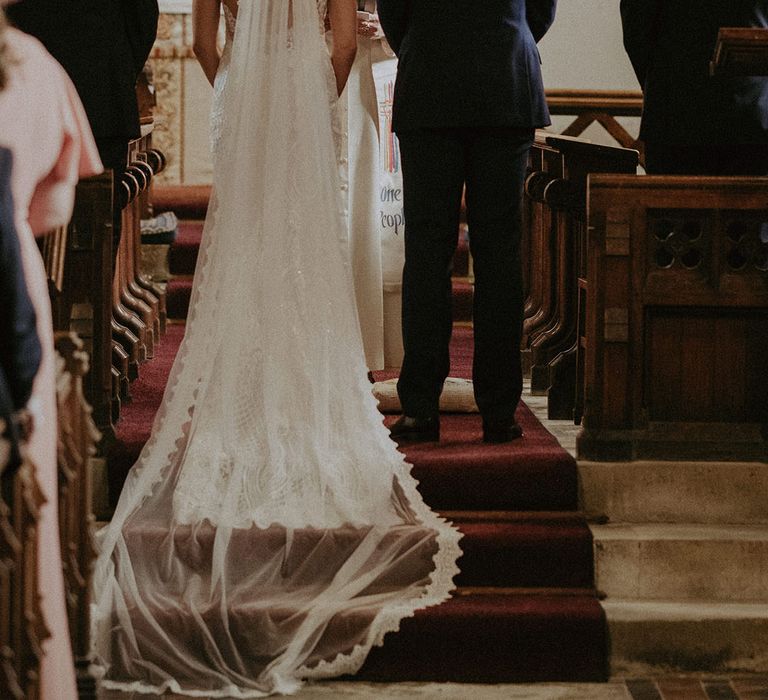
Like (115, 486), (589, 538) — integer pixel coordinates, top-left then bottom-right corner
(0, 10), (102, 698)
(621, 0), (768, 174)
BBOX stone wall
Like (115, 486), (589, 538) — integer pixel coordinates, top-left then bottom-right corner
(150, 12), (223, 185)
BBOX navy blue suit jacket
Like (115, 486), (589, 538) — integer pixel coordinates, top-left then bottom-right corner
(621, 0), (768, 145)
(378, 0), (557, 132)
(0, 148), (42, 471)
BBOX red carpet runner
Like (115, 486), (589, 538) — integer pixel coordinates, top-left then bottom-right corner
(108, 187), (608, 683)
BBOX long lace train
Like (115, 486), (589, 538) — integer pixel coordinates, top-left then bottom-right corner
(91, 1), (461, 696)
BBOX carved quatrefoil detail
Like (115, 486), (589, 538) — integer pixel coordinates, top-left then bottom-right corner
(652, 218), (704, 270)
(725, 220), (768, 272)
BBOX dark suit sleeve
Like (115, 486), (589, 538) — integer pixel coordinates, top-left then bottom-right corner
(4, 1), (45, 35)
(378, 0), (409, 56)
(121, 0), (159, 78)
(526, 0), (558, 43)
(620, 0), (662, 88)
(0, 151), (42, 411)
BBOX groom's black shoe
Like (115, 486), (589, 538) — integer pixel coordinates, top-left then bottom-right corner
(482, 418), (524, 444)
(389, 414), (440, 443)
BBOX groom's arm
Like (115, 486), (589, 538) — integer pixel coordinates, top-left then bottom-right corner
(526, 0), (557, 43)
(377, 0), (409, 56)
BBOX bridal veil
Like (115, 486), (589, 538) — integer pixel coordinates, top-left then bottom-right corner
(91, 1), (461, 696)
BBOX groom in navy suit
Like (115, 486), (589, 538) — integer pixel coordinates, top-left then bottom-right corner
(379, 0), (557, 443)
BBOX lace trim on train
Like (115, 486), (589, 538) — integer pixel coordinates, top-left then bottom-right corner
(93, 0), (462, 692)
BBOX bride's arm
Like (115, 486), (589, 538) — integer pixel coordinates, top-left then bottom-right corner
(192, 0), (222, 87)
(328, 0), (357, 95)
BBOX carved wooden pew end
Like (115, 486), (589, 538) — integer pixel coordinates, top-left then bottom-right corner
(54, 332), (100, 699)
(0, 455), (49, 699)
(579, 174), (768, 461)
(521, 133), (638, 421)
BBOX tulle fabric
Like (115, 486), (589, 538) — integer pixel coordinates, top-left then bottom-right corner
(91, 1), (461, 696)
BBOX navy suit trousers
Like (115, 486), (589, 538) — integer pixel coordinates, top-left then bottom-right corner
(396, 127), (534, 422)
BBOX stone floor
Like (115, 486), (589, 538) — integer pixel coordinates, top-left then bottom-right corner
(99, 676), (768, 699)
(522, 383), (580, 457)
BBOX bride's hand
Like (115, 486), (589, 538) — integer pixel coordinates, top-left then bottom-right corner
(357, 12), (384, 39)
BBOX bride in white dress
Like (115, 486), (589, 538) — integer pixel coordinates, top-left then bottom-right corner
(91, 1), (461, 696)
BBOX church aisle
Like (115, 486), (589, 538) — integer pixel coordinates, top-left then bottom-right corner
(105, 320), (608, 683)
(102, 189), (608, 683)
(97, 181), (768, 690)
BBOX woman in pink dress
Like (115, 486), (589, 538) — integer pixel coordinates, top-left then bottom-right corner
(0, 8), (102, 698)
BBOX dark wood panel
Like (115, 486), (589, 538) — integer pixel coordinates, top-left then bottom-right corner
(711, 27), (768, 76)
(522, 134), (638, 420)
(579, 175), (768, 461)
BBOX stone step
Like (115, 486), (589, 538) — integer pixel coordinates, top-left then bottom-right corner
(165, 221), (475, 279)
(120, 514), (595, 591)
(451, 279), (473, 323)
(605, 599), (768, 674)
(166, 276), (194, 320)
(154, 185), (211, 220)
(579, 460), (768, 525)
(168, 221), (204, 276)
(164, 221), (472, 280)
(356, 588), (609, 683)
(166, 277), (474, 323)
(403, 409), (579, 512)
(447, 512), (595, 589)
(453, 224), (471, 278)
(592, 523), (768, 601)
(114, 587), (608, 684)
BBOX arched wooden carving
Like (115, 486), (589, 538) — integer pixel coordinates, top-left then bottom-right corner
(55, 332), (100, 700)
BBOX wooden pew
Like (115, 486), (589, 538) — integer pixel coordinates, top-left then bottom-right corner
(126, 136), (167, 338)
(522, 133), (638, 420)
(112, 128), (167, 373)
(9, 76), (162, 700)
(43, 132), (167, 444)
(0, 334), (101, 699)
(546, 90), (644, 166)
(710, 27), (768, 76)
(0, 449), (48, 700)
(46, 173), (115, 446)
(579, 175), (768, 461)
(114, 165), (152, 365)
(54, 333), (99, 699)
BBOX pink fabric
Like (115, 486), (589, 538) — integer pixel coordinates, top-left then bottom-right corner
(0, 28), (102, 700)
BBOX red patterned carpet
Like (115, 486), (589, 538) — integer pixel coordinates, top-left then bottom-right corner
(106, 187), (608, 682)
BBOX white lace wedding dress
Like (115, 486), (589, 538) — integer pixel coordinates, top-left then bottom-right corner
(91, 1), (461, 696)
